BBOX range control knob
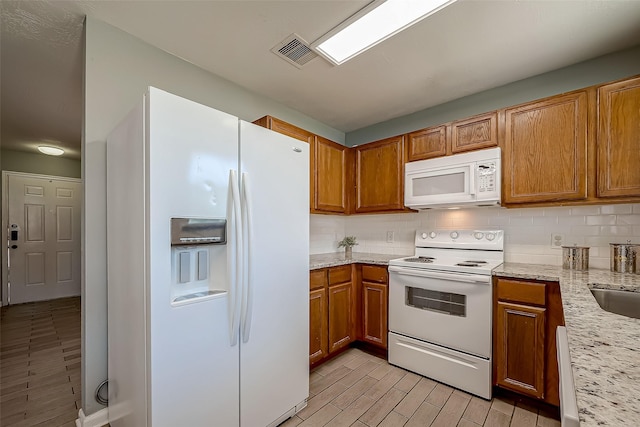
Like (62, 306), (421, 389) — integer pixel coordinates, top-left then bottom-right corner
(474, 232), (484, 240)
(429, 231), (437, 239)
(450, 231), (459, 239)
(486, 232), (496, 241)
(421, 232), (428, 239)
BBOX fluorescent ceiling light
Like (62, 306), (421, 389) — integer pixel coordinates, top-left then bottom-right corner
(38, 146), (65, 156)
(313, 0), (456, 65)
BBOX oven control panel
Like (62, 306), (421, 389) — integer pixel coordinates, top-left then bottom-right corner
(416, 229), (504, 250)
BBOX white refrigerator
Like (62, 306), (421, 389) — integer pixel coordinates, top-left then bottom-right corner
(106, 87), (309, 427)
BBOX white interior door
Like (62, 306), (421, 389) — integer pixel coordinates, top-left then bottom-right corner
(5, 173), (81, 304)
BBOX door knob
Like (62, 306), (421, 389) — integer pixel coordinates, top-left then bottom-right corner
(11, 245), (18, 249)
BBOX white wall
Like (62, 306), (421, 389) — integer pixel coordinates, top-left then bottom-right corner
(311, 204), (640, 269)
(83, 17), (344, 416)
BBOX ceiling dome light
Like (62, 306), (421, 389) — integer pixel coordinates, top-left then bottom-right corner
(38, 146), (65, 156)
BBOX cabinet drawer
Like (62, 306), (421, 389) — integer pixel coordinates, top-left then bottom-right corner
(362, 265), (388, 284)
(497, 279), (546, 306)
(310, 269), (327, 290)
(328, 265), (351, 285)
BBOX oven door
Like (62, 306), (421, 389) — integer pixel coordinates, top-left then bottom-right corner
(388, 265), (492, 358)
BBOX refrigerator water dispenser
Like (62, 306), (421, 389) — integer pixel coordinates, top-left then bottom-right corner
(170, 218), (227, 306)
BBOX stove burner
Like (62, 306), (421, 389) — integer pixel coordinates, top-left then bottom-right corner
(405, 256), (435, 263)
(464, 260), (487, 264)
(456, 262), (480, 267)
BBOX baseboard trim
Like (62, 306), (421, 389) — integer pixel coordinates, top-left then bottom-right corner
(76, 408), (109, 427)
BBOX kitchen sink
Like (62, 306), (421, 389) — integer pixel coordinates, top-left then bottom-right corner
(590, 288), (640, 319)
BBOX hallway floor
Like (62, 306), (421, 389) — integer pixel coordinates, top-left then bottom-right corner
(0, 297), (81, 427)
(283, 348), (560, 427)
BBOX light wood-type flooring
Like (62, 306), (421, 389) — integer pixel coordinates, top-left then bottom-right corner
(0, 297), (81, 427)
(1, 300), (561, 427)
(282, 348), (560, 427)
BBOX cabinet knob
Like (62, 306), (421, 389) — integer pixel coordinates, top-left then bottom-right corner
(450, 231), (459, 239)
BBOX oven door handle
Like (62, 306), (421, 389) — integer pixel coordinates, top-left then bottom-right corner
(388, 265), (490, 284)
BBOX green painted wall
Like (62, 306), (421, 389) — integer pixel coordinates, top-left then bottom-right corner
(82, 17), (344, 416)
(1, 149), (81, 178)
(347, 45), (640, 145)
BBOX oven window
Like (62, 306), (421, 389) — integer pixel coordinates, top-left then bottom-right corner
(413, 172), (465, 197)
(405, 286), (466, 317)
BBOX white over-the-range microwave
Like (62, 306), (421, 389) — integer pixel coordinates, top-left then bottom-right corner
(404, 147), (501, 209)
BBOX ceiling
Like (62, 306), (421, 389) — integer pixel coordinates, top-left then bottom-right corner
(2, 0), (640, 161)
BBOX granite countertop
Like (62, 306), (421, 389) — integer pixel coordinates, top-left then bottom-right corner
(309, 252), (408, 270)
(494, 263), (640, 427)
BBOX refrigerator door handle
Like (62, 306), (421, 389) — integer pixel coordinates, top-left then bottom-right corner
(240, 172), (253, 343)
(228, 170), (243, 346)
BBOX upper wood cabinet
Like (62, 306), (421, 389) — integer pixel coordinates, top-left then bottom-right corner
(597, 76), (640, 198)
(354, 136), (406, 213)
(253, 115), (314, 144)
(406, 125), (448, 161)
(503, 91), (588, 205)
(406, 112), (497, 162)
(253, 116), (349, 214)
(313, 136), (350, 213)
(451, 112), (498, 154)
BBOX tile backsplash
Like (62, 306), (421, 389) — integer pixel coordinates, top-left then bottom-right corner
(310, 203), (640, 269)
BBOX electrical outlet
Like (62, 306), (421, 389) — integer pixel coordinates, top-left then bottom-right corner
(386, 231), (395, 243)
(551, 233), (565, 249)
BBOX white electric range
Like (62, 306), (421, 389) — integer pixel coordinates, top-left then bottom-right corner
(388, 229), (504, 400)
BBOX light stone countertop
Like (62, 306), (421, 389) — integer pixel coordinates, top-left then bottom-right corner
(309, 252), (408, 270)
(494, 263), (640, 427)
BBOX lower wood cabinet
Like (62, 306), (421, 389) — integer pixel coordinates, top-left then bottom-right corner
(310, 264), (388, 366)
(495, 301), (546, 399)
(309, 287), (328, 364)
(493, 277), (564, 406)
(361, 265), (389, 348)
(328, 282), (354, 353)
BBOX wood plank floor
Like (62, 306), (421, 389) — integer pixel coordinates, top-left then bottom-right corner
(0, 297), (81, 427)
(283, 348), (561, 427)
(0, 300), (561, 427)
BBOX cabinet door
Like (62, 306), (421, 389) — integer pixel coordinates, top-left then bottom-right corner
(328, 282), (354, 353)
(362, 282), (388, 348)
(406, 125), (447, 161)
(503, 92), (587, 204)
(354, 136), (405, 213)
(495, 301), (546, 399)
(451, 112), (498, 154)
(253, 115), (314, 144)
(597, 77), (640, 198)
(309, 287), (328, 364)
(313, 136), (349, 213)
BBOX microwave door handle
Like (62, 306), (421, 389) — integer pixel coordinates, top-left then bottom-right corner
(468, 165), (476, 195)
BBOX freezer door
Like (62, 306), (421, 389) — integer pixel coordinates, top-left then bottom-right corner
(238, 121), (310, 427)
(146, 88), (240, 426)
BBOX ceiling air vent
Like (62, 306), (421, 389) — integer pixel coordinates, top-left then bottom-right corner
(271, 34), (318, 69)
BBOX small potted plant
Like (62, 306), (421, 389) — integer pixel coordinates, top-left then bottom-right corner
(338, 236), (358, 258)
